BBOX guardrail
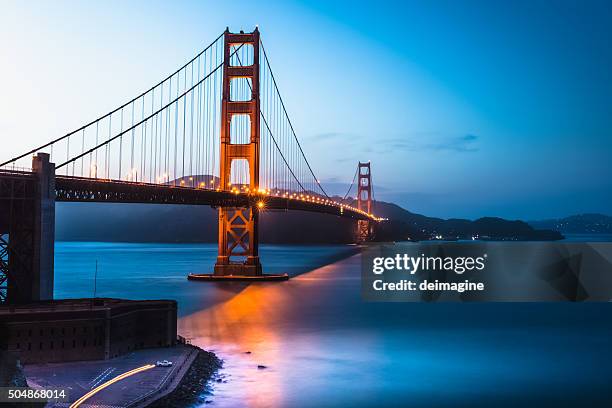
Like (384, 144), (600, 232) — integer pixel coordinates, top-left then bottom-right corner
(0, 165), (33, 172)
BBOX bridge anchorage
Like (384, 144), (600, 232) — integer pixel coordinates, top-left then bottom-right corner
(0, 27), (382, 301)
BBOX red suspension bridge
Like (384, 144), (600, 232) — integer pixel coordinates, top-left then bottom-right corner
(0, 28), (379, 303)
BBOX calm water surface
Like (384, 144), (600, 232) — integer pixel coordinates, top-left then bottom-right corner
(55, 242), (612, 408)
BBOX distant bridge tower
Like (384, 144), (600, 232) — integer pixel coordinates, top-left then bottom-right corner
(357, 161), (373, 242)
(214, 28), (263, 277)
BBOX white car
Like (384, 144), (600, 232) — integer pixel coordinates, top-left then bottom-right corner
(156, 360), (173, 367)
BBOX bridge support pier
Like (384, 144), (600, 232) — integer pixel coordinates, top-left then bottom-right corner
(214, 206), (262, 277)
(0, 153), (55, 304)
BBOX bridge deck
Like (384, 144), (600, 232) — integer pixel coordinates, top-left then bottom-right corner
(0, 170), (374, 220)
(54, 176), (373, 221)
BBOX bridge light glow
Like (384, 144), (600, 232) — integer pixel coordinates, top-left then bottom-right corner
(257, 201), (265, 209)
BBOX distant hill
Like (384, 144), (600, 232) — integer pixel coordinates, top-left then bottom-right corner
(529, 213), (612, 234)
(56, 198), (563, 243)
(362, 200), (562, 241)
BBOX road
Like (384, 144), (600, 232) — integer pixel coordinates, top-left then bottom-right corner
(23, 345), (196, 407)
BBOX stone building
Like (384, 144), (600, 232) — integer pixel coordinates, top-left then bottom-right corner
(0, 298), (177, 364)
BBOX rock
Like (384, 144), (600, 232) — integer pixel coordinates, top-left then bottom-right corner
(147, 346), (221, 408)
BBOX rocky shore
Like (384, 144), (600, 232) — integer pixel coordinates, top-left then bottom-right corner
(149, 346), (222, 407)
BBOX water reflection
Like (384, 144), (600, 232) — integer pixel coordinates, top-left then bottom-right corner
(179, 262), (363, 407)
(180, 279), (297, 406)
(180, 254), (612, 408)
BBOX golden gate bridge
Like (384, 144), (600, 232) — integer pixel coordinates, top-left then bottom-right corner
(0, 28), (379, 303)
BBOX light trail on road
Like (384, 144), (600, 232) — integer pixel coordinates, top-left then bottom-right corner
(69, 364), (156, 408)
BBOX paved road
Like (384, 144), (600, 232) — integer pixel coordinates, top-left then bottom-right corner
(23, 345), (195, 407)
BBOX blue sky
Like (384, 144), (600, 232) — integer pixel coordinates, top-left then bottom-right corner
(1, 0), (610, 219)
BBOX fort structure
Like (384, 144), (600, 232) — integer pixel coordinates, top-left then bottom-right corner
(0, 298), (177, 363)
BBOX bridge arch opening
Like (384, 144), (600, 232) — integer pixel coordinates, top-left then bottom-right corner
(230, 78), (253, 102)
(230, 114), (251, 144)
(230, 158), (251, 188)
(229, 43), (254, 66)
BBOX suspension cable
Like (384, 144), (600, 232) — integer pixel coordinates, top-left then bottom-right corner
(259, 38), (330, 198)
(233, 52), (308, 193)
(56, 43), (244, 170)
(1, 32), (225, 168)
(342, 164), (359, 201)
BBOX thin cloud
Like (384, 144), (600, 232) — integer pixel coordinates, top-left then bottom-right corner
(308, 132), (361, 141)
(305, 131), (480, 157)
(384, 133), (480, 153)
(336, 157), (354, 163)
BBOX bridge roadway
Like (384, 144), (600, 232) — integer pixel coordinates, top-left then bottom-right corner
(1, 170), (373, 221)
(55, 176), (373, 220)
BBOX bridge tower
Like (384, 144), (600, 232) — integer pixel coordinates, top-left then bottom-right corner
(214, 28), (263, 277)
(357, 161), (373, 242)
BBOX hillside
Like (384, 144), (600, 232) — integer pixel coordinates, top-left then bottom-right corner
(529, 213), (612, 234)
(362, 201), (562, 241)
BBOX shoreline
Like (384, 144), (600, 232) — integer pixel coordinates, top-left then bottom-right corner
(148, 345), (221, 408)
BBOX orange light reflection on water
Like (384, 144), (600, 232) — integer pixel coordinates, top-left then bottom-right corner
(179, 280), (292, 407)
(178, 260), (367, 407)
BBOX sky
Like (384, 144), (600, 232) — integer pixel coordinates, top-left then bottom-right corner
(1, 0), (610, 220)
